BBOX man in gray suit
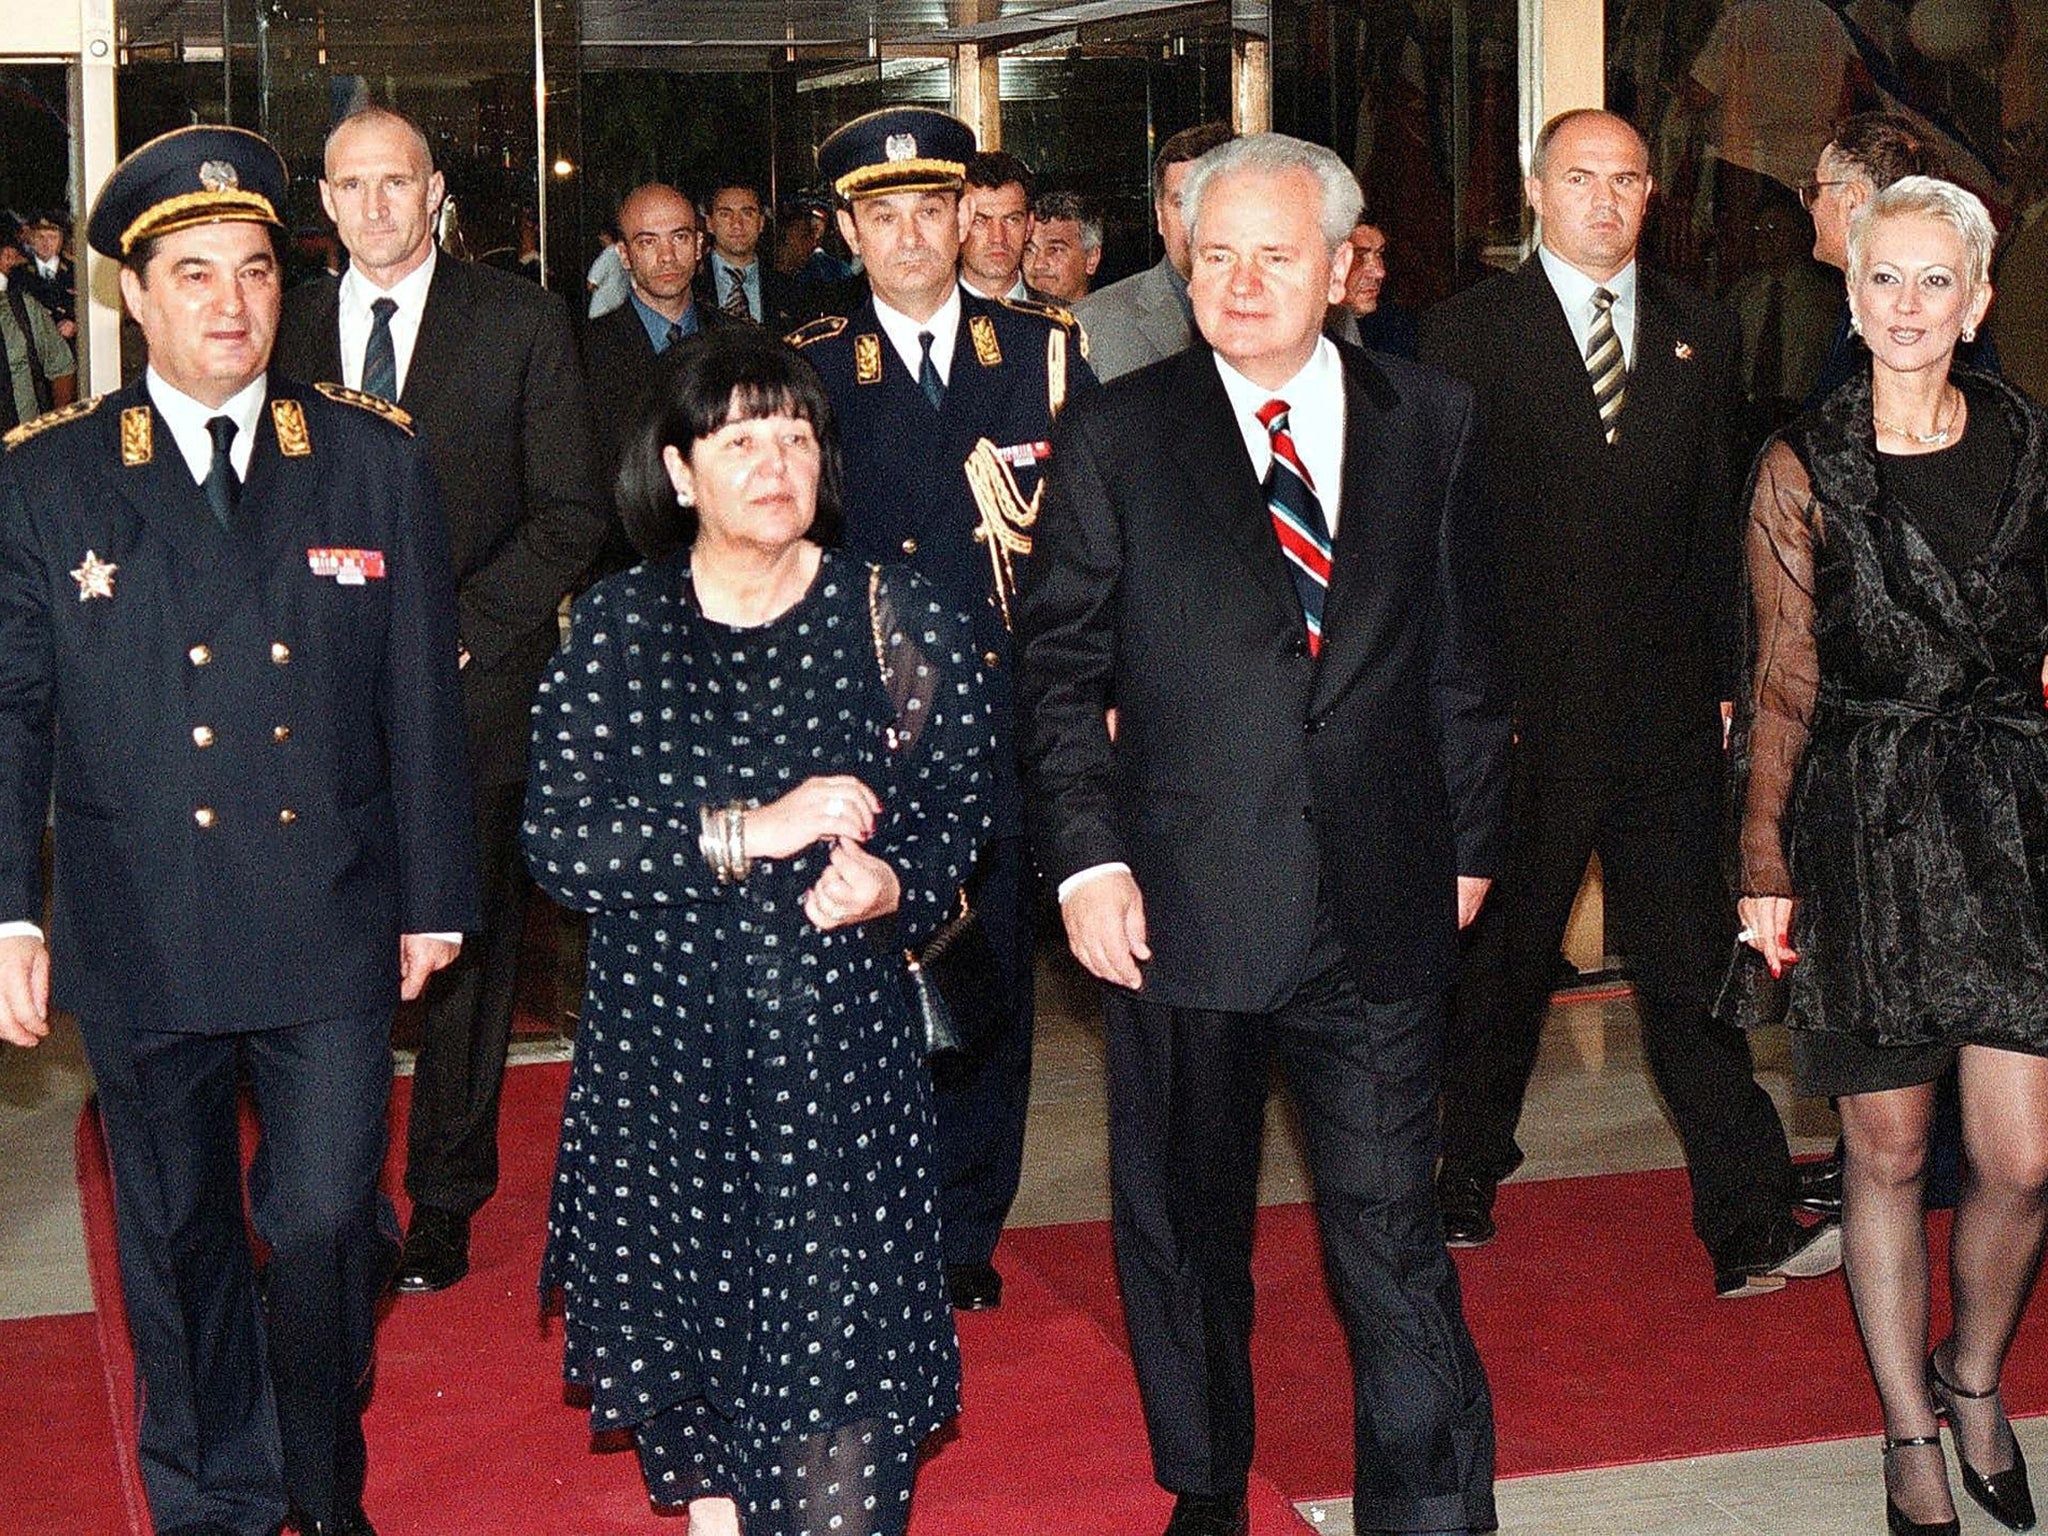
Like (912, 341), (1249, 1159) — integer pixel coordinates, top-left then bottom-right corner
(1074, 122), (1233, 382)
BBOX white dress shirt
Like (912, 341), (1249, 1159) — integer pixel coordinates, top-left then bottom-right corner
(871, 285), (962, 386)
(1059, 336), (1352, 905)
(1537, 244), (1638, 369)
(337, 247), (437, 397)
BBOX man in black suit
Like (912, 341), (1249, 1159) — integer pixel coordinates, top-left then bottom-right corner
(693, 177), (804, 331)
(1018, 132), (1503, 1536)
(276, 105), (608, 1296)
(17, 211), (77, 338)
(794, 106), (1094, 1315)
(1418, 109), (1837, 1298)
(0, 126), (478, 1536)
(581, 181), (733, 563)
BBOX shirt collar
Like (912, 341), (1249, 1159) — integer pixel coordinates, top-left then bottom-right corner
(1537, 243), (1637, 316)
(1211, 334), (1342, 421)
(340, 244), (437, 316)
(632, 289), (698, 350)
(710, 251), (757, 281)
(871, 285), (963, 378)
(145, 366), (268, 477)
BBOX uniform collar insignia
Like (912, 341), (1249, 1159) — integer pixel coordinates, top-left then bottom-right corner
(969, 313), (1002, 368)
(119, 405), (153, 466)
(854, 333), (883, 385)
(271, 397), (312, 456)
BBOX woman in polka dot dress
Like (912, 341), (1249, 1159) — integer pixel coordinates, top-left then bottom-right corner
(522, 328), (995, 1536)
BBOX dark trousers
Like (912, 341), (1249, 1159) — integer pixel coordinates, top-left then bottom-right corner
(80, 1010), (395, 1536)
(1441, 743), (1793, 1261)
(931, 831), (1035, 1265)
(1107, 920), (1497, 1533)
(405, 777), (529, 1217)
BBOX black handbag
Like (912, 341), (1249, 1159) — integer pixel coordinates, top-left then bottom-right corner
(868, 565), (976, 1058)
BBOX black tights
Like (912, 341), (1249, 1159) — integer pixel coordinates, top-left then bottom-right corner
(1840, 1045), (2048, 1524)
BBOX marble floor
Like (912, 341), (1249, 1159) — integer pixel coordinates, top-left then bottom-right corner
(1, 941), (2033, 1534)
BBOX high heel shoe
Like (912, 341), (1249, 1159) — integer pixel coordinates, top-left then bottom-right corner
(1930, 1344), (2038, 1531)
(1884, 1434), (1960, 1536)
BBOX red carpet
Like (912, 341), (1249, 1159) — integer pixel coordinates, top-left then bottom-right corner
(72, 1062), (1303, 1535)
(6, 1310), (134, 1533)
(1009, 1175), (2048, 1501)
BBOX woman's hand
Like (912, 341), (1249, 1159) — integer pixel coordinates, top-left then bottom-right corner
(1737, 894), (1800, 979)
(802, 839), (901, 930)
(743, 776), (881, 860)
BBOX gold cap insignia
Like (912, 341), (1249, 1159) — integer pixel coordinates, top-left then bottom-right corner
(271, 398), (312, 457)
(885, 133), (918, 162)
(70, 549), (117, 602)
(970, 314), (1002, 368)
(198, 160), (241, 192)
(120, 405), (154, 466)
(855, 334), (883, 386)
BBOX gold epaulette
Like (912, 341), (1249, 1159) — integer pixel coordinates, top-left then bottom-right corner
(999, 295), (1079, 331)
(3, 394), (105, 452)
(313, 382), (414, 435)
(785, 315), (849, 349)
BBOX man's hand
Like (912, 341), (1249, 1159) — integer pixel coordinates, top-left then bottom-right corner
(0, 934), (50, 1047)
(1457, 875), (1492, 930)
(1061, 871), (1151, 990)
(399, 934), (460, 1001)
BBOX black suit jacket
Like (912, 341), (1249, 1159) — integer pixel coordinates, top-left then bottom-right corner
(579, 300), (737, 513)
(276, 254), (608, 784)
(694, 258), (807, 331)
(17, 258), (74, 329)
(0, 376), (480, 1033)
(1016, 341), (1508, 1009)
(1418, 258), (1741, 778)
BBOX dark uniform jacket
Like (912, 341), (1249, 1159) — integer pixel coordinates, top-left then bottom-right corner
(276, 254), (608, 785)
(791, 288), (1095, 831)
(0, 375), (480, 1033)
(17, 257), (74, 330)
(1419, 257), (1741, 778)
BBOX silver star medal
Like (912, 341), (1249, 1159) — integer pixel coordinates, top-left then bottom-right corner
(70, 549), (117, 602)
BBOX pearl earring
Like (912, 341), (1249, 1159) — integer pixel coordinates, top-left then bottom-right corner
(675, 488), (694, 508)
(1962, 326), (1976, 343)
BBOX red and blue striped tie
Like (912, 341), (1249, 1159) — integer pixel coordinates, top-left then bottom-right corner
(1258, 397), (1331, 655)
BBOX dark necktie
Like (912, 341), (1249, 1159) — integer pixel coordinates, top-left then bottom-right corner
(723, 267), (751, 320)
(917, 331), (945, 413)
(362, 295), (399, 402)
(664, 320), (685, 353)
(1587, 287), (1626, 445)
(203, 415), (239, 529)
(1257, 398), (1332, 655)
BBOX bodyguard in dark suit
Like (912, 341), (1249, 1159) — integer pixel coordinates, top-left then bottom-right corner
(1019, 133), (1503, 1536)
(276, 105), (609, 1294)
(794, 107), (1095, 1313)
(0, 127), (478, 1536)
(1418, 109), (1835, 1298)
(694, 178), (807, 330)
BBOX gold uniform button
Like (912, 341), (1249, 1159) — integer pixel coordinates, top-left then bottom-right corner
(270, 642), (292, 665)
(188, 644), (212, 666)
(277, 808), (298, 826)
(901, 537), (919, 555)
(982, 650), (1001, 669)
(193, 807), (217, 828)
(192, 726), (215, 748)
(272, 725), (292, 743)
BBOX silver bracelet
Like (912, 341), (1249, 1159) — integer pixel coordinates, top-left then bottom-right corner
(723, 800), (751, 884)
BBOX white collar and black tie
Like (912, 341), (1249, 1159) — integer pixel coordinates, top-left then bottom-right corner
(338, 247), (437, 400)
(145, 368), (266, 527)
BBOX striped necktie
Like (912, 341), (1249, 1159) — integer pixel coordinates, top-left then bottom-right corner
(722, 266), (751, 320)
(1587, 287), (1626, 445)
(1258, 397), (1332, 656)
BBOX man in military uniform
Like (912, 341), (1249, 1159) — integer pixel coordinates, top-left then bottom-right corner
(0, 127), (478, 1536)
(792, 107), (1095, 1311)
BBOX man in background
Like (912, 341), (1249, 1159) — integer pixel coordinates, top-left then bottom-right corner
(695, 178), (802, 330)
(960, 150), (1042, 302)
(18, 212), (76, 338)
(0, 230), (75, 431)
(1074, 121), (1234, 382)
(1025, 190), (1103, 304)
(1327, 217), (1417, 357)
(277, 105), (608, 1298)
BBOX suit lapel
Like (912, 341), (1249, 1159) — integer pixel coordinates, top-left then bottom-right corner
(300, 278), (345, 381)
(1170, 349), (1301, 628)
(1616, 277), (1688, 462)
(1310, 351), (1402, 713)
(1515, 259), (1609, 451)
(399, 257), (467, 423)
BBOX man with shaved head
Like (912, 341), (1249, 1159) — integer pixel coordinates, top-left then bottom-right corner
(278, 105), (609, 1297)
(1418, 109), (1835, 1299)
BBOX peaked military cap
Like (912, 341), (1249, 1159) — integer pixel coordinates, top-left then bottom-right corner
(87, 125), (287, 259)
(818, 108), (976, 202)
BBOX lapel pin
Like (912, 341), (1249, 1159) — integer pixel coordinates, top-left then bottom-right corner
(71, 549), (118, 602)
(1674, 340), (1694, 361)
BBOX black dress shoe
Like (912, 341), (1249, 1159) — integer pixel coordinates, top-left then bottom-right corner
(1883, 1434), (1961, 1536)
(1713, 1212), (1841, 1298)
(1794, 1145), (1844, 1217)
(1930, 1344), (2037, 1530)
(945, 1260), (1002, 1311)
(1162, 1492), (1249, 1536)
(394, 1206), (469, 1294)
(1436, 1170), (1497, 1248)
(286, 1506), (378, 1535)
